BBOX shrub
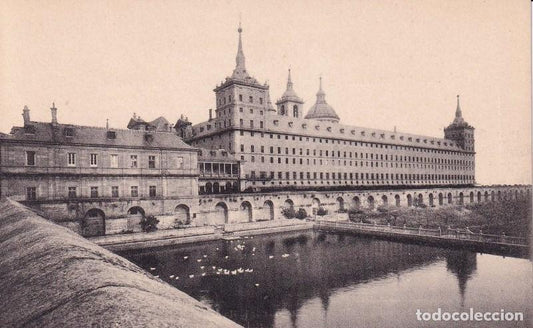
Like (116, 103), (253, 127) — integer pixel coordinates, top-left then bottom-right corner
(140, 215), (159, 232)
(377, 205), (389, 213)
(316, 207), (328, 216)
(281, 207), (296, 219)
(295, 208), (308, 220)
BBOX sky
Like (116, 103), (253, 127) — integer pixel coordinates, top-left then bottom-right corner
(1, 0), (531, 185)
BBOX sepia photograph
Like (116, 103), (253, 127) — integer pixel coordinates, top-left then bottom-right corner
(0, 1), (531, 327)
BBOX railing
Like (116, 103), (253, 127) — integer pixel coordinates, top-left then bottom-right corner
(0, 166), (197, 176)
(315, 220), (528, 246)
(199, 172), (239, 178)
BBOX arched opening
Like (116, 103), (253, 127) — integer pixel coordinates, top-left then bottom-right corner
(515, 190), (519, 200)
(82, 208), (105, 237)
(459, 192), (464, 205)
(283, 199), (295, 211)
(293, 105), (299, 118)
(312, 198), (321, 215)
(126, 206), (145, 232)
(336, 197), (345, 212)
(497, 191), (502, 201)
(174, 204), (190, 225)
(407, 194), (413, 207)
(428, 194), (434, 206)
(447, 193), (453, 204)
(213, 182), (220, 194)
(262, 200), (274, 221)
(280, 105), (285, 115)
(352, 196), (361, 209)
(438, 193), (444, 206)
(240, 201), (253, 222)
(225, 182), (233, 193)
(367, 196), (375, 210)
(205, 182), (213, 194)
(417, 194), (423, 206)
(233, 182), (239, 192)
(213, 202), (228, 225)
(477, 191), (482, 203)
(381, 195), (388, 206)
(394, 195), (400, 207)
(484, 191), (489, 202)
(469, 191), (474, 203)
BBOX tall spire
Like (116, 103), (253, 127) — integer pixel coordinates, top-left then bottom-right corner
(455, 95), (462, 118)
(232, 18), (248, 79)
(286, 68), (293, 91)
(316, 76), (326, 102)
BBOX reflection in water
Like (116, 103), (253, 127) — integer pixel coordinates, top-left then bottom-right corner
(120, 231), (531, 328)
(446, 250), (478, 306)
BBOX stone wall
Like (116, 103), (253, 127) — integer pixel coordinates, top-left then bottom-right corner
(0, 197), (241, 328)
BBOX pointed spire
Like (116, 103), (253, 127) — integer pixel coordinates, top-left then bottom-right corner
(232, 18), (248, 79)
(455, 95), (462, 118)
(286, 68), (293, 91)
(316, 76), (326, 102)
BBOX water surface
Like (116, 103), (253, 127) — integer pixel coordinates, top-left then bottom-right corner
(120, 231), (532, 328)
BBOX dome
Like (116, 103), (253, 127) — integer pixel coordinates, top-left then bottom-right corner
(304, 78), (340, 123)
(277, 69), (303, 104)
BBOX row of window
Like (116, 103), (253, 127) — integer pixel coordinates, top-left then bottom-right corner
(239, 145), (473, 166)
(248, 171), (474, 182)
(217, 94), (264, 106)
(25, 185), (158, 200)
(25, 151), (184, 169)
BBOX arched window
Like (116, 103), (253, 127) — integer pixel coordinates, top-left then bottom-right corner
(280, 105), (285, 115)
(293, 105), (299, 118)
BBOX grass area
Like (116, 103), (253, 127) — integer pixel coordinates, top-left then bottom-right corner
(348, 198), (531, 237)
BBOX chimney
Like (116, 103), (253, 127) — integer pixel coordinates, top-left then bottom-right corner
(22, 105), (30, 125)
(51, 102), (58, 124)
(209, 108), (213, 121)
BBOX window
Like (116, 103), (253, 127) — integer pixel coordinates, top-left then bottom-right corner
(63, 128), (74, 137)
(68, 187), (77, 198)
(148, 155), (156, 168)
(26, 187), (36, 200)
(90, 187), (98, 198)
(130, 155), (138, 168)
(176, 157), (183, 169)
(131, 186), (139, 197)
(259, 97), (263, 104)
(239, 94), (243, 101)
(149, 185), (157, 197)
(249, 96), (253, 103)
(90, 153), (98, 167)
(67, 153), (76, 166)
(110, 154), (118, 168)
(26, 151), (36, 166)
(111, 186), (119, 198)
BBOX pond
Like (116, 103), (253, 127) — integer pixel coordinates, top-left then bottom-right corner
(120, 231), (532, 328)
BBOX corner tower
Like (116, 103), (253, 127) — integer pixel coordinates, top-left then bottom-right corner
(444, 95), (475, 152)
(276, 69), (304, 118)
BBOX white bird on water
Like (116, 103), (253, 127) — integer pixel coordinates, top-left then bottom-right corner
(169, 275), (175, 278)
(149, 267), (156, 271)
(189, 274), (194, 278)
(269, 255), (274, 259)
(183, 256), (188, 260)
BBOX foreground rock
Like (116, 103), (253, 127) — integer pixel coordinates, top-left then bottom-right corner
(0, 198), (241, 328)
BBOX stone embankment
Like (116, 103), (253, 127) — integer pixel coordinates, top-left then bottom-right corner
(0, 197), (241, 328)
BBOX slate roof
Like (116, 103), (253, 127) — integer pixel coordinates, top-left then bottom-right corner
(2, 121), (195, 151)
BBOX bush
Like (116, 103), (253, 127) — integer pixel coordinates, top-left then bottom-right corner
(316, 207), (328, 216)
(281, 207), (296, 219)
(377, 205), (389, 213)
(295, 208), (308, 220)
(140, 215), (159, 232)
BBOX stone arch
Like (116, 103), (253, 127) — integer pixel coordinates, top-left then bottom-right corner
(394, 194), (401, 207)
(213, 202), (228, 225)
(82, 208), (105, 237)
(174, 204), (190, 225)
(458, 192), (464, 205)
(127, 206), (145, 217)
(367, 196), (375, 210)
(469, 191), (474, 203)
(205, 182), (213, 194)
(417, 194), (423, 206)
(428, 193), (434, 206)
(407, 194), (413, 207)
(491, 191), (495, 201)
(240, 201), (253, 222)
(484, 191), (489, 202)
(352, 196), (361, 209)
(438, 193), (444, 206)
(477, 191), (482, 203)
(126, 206), (145, 233)
(311, 198), (321, 215)
(381, 195), (388, 206)
(447, 193), (453, 204)
(336, 197), (345, 211)
(262, 200), (274, 221)
(213, 182), (220, 194)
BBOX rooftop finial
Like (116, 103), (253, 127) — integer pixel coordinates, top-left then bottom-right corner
(316, 75), (325, 100)
(456, 94), (462, 118)
(232, 16), (248, 79)
(319, 75), (323, 91)
(286, 68), (293, 90)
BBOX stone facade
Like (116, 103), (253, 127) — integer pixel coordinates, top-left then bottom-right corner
(181, 25), (476, 192)
(0, 105), (199, 236)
